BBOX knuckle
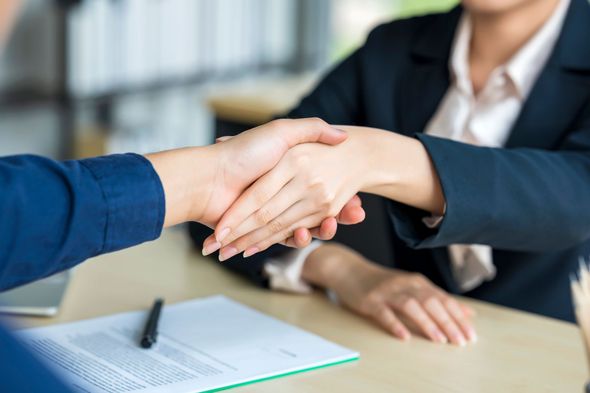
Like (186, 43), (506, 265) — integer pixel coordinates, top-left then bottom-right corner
(359, 293), (380, 314)
(268, 218), (284, 234)
(253, 188), (269, 206)
(309, 117), (327, 127)
(422, 295), (438, 309)
(304, 173), (318, 186)
(375, 280), (394, 294)
(411, 273), (427, 284)
(254, 208), (273, 225)
(232, 238), (250, 252)
(321, 189), (336, 205)
(313, 184), (335, 206)
(270, 118), (288, 129)
(401, 297), (419, 313)
(408, 273), (428, 289)
(294, 153), (311, 168)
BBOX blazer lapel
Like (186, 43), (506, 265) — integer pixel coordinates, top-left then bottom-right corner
(397, 7), (461, 135)
(505, 0), (590, 149)
(408, 0), (590, 294)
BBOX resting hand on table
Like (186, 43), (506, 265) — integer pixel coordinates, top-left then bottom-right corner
(302, 244), (477, 346)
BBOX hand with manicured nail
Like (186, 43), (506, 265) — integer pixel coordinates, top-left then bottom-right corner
(209, 124), (445, 262)
(192, 118), (366, 257)
(209, 127), (374, 261)
(301, 243), (477, 345)
(204, 131), (366, 255)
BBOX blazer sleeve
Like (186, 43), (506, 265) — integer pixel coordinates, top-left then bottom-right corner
(0, 154), (165, 291)
(389, 123), (590, 251)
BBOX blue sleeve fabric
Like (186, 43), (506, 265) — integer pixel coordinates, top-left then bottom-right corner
(0, 153), (165, 291)
(389, 133), (590, 251)
(0, 322), (72, 392)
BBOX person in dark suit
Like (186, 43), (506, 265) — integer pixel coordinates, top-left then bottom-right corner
(201, 0), (590, 346)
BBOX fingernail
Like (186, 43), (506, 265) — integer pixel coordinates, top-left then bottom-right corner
(202, 241), (221, 256)
(396, 328), (411, 341)
(332, 127), (346, 134)
(467, 328), (478, 343)
(434, 330), (447, 344)
(219, 246), (238, 262)
(216, 228), (230, 243)
(453, 333), (467, 347)
(243, 247), (259, 258)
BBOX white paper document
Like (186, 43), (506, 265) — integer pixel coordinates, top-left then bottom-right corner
(17, 296), (358, 393)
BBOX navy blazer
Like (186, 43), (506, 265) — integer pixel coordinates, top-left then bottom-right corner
(218, 0), (590, 322)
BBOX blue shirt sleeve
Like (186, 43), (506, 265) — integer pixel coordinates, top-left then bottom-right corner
(0, 322), (72, 392)
(0, 153), (165, 291)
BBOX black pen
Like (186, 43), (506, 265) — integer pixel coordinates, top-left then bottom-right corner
(140, 298), (164, 349)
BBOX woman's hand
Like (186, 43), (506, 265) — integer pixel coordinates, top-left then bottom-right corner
(207, 125), (444, 261)
(206, 127), (380, 261)
(195, 118), (348, 227)
(302, 244), (477, 346)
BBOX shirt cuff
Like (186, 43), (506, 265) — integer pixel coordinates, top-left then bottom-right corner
(422, 203), (447, 228)
(79, 153), (165, 254)
(263, 241), (323, 294)
(449, 244), (497, 292)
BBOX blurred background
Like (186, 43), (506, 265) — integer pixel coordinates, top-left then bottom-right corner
(0, 0), (457, 160)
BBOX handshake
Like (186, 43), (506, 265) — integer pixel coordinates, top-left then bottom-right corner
(146, 118), (370, 260)
(148, 117), (465, 345)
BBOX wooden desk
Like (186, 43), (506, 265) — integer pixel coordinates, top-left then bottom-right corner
(208, 74), (318, 126)
(10, 229), (588, 392)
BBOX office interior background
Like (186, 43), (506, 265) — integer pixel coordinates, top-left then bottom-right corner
(0, 0), (457, 160)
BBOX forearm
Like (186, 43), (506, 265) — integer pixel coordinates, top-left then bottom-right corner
(339, 126), (445, 215)
(0, 154), (164, 291)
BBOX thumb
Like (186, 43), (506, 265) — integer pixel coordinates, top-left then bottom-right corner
(276, 118), (348, 147)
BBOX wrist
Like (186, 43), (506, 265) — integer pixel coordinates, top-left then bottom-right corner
(186, 144), (224, 224)
(146, 145), (220, 227)
(336, 126), (401, 192)
(360, 129), (446, 215)
(362, 130), (410, 193)
(301, 243), (372, 290)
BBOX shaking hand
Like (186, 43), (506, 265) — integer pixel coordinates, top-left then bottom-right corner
(149, 118), (366, 254)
